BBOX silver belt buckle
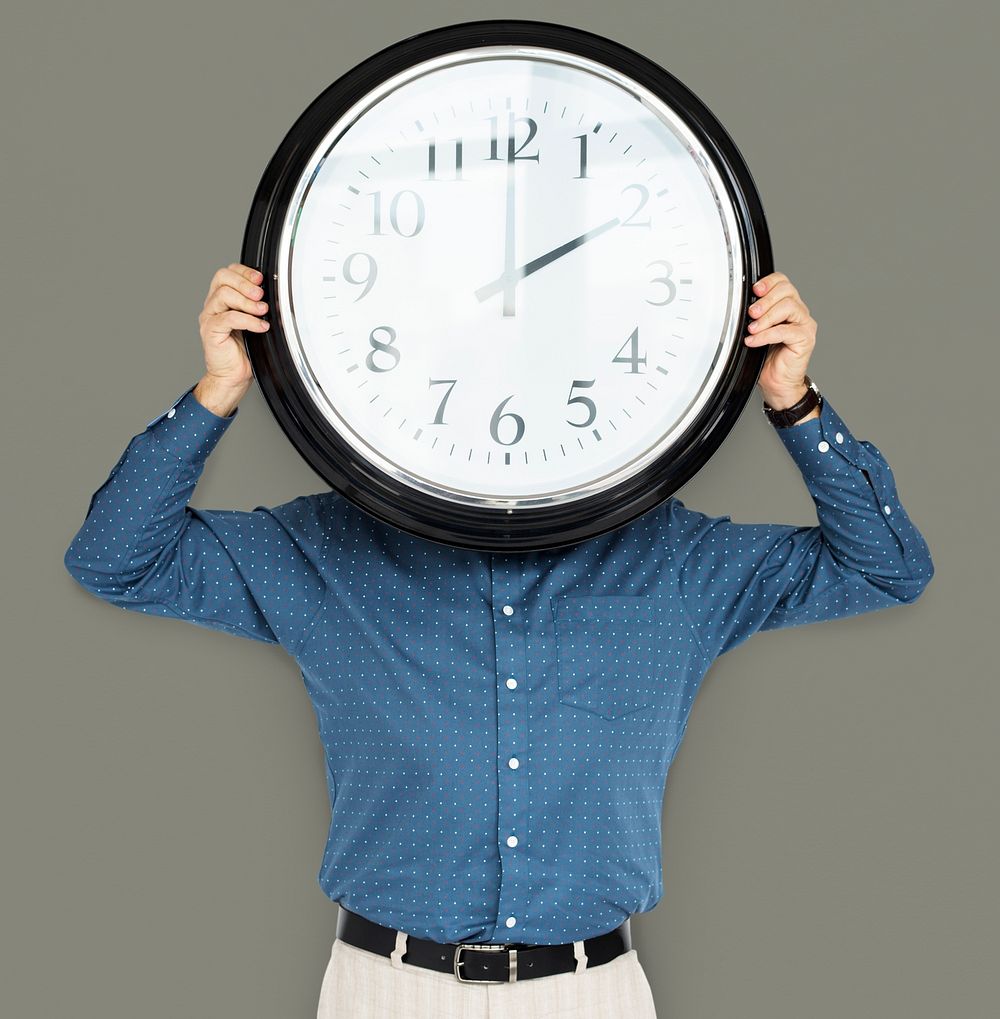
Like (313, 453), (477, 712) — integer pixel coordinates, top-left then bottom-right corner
(453, 943), (517, 983)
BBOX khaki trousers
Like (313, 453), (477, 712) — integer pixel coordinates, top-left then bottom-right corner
(317, 934), (658, 1018)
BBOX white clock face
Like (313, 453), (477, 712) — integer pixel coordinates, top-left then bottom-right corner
(277, 46), (745, 508)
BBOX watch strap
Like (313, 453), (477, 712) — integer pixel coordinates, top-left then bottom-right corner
(762, 376), (822, 428)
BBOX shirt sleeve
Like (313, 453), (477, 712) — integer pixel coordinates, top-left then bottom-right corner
(666, 395), (935, 661)
(63, 383), (326, 651)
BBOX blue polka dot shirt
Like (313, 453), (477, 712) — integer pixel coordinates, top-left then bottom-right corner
(64, 382), (934, 945)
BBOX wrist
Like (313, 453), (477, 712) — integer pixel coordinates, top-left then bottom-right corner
(761, 375), (822, 428)
(193, 374), (250, 418)
(760, 381), (809, 410)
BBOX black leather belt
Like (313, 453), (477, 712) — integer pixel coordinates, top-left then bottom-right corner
(335, 906), (632, 983)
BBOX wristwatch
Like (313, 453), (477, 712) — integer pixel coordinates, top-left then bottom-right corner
(762, 375), (823, 428)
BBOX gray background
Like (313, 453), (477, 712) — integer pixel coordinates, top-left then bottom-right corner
(3, 1), (996, 1016)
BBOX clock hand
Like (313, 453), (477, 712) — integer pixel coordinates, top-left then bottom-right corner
(501, 132), (517, 317)
(475, 216), (622, 304)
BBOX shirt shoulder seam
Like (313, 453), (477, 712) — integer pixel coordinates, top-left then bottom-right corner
(657, 500), (715, 667)
(291, 587), (333, 658)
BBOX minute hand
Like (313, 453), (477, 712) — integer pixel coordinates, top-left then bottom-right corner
(475, 216), (621, 303)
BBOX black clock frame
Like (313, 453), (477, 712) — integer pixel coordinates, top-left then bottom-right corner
(241, 18), (770, 552)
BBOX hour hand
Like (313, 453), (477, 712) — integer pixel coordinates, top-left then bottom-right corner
(475, 216), (621, 304)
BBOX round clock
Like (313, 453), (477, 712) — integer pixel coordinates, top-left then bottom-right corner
(242, 19), (771, 552)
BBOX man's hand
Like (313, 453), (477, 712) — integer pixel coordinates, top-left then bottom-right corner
(193, 263), (269, 417)
(744, 270), (819, 417)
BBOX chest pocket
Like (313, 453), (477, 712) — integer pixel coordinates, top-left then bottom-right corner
(551, 595), (664, 720)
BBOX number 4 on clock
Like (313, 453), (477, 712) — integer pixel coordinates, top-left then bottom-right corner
(612, 327), (646, 374)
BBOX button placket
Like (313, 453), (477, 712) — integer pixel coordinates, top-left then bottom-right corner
(490, 553), (530, 941)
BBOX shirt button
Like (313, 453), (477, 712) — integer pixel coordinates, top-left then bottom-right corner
(508, 756), (519, 769)
(507, 835), (518, 847)
(817, 440), (830, 452)
(167, 408), (176, 419)
(506, 678), (517, 690)
(835, 432), (844, 443)
(884, 504), (892, 514)
(505, 917), (517, 928)
(501, 604), (514, 616)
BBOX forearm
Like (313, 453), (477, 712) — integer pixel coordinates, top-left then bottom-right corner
(774, 395), (934, 594)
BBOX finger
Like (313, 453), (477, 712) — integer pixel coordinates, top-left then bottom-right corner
(744, 322), (811, 347)
(204, 309), (270, 338)
(748, 280), (796, 321)
(208, 265), (264, 301)
(747, 295), (808, 333)
(206, 265), (265, 306)
(203, 282), (268, 319)
(751, 270), (789, 296)
(226, 262), (264, 287)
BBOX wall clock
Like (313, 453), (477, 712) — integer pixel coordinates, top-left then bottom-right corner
(242, 19), (771, 551)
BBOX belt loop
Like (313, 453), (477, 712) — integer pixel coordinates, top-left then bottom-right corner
(390, 930), (408, 970)
(573, 939), (588, 974)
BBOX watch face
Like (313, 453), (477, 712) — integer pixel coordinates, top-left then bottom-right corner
(243, 20), (770, 551)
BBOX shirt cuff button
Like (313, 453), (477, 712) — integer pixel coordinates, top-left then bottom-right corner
(167, 408), (176, 419)
(817, 440), (830, 452)
(835, 432), (844, 443)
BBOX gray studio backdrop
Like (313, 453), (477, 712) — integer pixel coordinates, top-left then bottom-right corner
(3, 2), (996, 1017)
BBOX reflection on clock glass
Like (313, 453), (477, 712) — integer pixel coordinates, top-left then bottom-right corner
(277, 47), (743, 507)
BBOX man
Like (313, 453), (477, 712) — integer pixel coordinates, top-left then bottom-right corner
(64, 264), (934, 1018)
